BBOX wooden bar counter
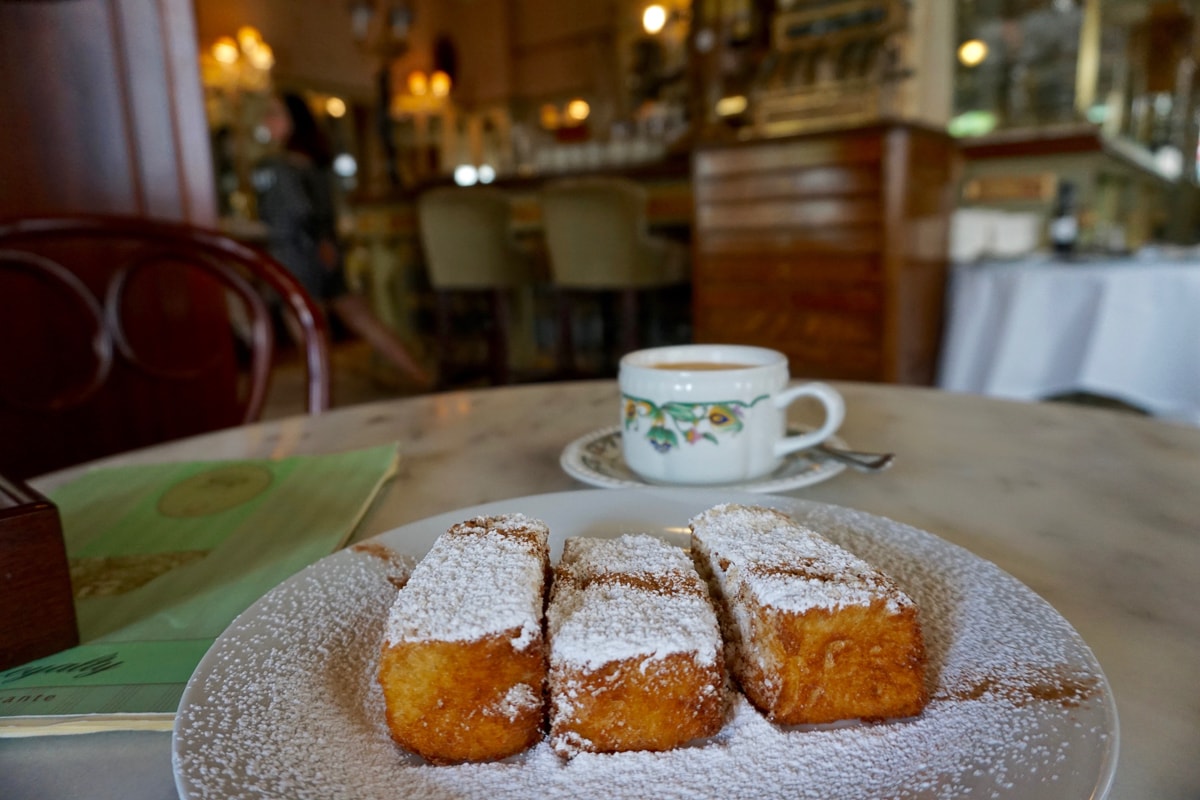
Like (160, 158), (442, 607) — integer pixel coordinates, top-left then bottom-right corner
(691, 123), (959, 384)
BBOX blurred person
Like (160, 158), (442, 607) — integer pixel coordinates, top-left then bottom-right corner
(254, 92), (432, 388)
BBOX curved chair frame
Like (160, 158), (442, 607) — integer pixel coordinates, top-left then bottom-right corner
(0, 215), (331, 421)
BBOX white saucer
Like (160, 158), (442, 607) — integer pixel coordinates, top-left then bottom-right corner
(559, 425), (848, 492)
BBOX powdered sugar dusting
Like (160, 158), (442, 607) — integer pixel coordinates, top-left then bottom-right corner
(490, 683), (541, 722)
(174, 498), (1115, 800)
(548, 534), (721, 669)
(691, 503), (912, 614)
(383, 514), (548, 648)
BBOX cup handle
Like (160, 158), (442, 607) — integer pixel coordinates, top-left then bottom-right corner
(771, 382), (846, 458)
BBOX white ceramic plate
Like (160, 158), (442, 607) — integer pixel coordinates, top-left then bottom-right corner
(172, 490), (1118, 800)
(560, 425), (848, 492)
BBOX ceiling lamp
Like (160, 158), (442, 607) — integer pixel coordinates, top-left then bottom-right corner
(643, 4), (667, 35)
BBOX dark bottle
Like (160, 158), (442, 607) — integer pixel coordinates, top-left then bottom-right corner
(1049, 180), (1079, 257)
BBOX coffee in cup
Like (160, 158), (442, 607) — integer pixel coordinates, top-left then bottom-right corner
(618, 344), (844, 485)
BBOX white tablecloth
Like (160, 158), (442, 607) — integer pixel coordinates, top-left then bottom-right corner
(937, 255), (1200, 425)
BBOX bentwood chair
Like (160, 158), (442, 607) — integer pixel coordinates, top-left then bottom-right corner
(540, 177), (687, 375)
(0, 215), (331, 480)
(416, 187), (532, 386)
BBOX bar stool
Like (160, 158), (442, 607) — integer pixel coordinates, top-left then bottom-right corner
(540, 177), (687, 375)
(417, 186), (531, 386)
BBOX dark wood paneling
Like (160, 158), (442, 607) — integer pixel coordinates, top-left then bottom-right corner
(695, 306), (882, 346)
(695, 165), (882, 203)
(696, 196), (882, 231)
(0, 1), (228, 479)
(694, 129), (884, 178)
(691, 124), (958, 384)
(0, 216), (331, 481)
(694, 283), (884, 314)
(894, 258), (948, 384)
(0, 0), (215, 223)
(692, 254), (882, 283)
(958, 127), (1103, 160)
(695, 226), (884, 257)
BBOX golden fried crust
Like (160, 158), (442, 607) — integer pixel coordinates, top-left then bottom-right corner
(378, 631), (545, 764)
(690, 504), (928, 726)
(377, 514), (550, 763)
(547, 535), (727, 756)
(739, 603), (928, 725)
(551, 652), (725, 754)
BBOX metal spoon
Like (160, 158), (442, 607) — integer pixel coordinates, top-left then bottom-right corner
(814, 443), (895, 472)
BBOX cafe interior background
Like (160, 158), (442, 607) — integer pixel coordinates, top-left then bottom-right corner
(2, 0), (1199, 432)
(4, 6), (1200, 797)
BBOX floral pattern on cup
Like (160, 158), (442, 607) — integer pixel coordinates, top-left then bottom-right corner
(622, 394), (769, 453)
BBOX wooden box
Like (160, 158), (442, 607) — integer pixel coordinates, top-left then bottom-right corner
(0, 474), (78, 671)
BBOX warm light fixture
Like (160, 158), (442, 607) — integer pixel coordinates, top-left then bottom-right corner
(643, 4), (667, 35)
(715, 94), (748, 117)
(540, 103), (561, 129)
(957, 39), (988, 68)
(202, 28), (274, 93)
(404, 70), (450, 99)
(429, 70), (452, 98)
(407, 70), (429, 96)
(212, 36), (239, 65)
(391, 68), (452, 117)
(236, 26), (262, 53)
(326, 96), (348, 118)
(565, 99), (590, 122)
(246, 43), (274, 70)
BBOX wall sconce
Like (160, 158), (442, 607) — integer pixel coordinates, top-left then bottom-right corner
(538, 99), (592, 130)
(391, 69), (452, 116)
(201, 25), (273, 92)
(406, 70), (451, 98)
(429, 70), (451, 98)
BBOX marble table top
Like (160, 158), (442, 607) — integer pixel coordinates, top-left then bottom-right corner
(5, 380), (1198, 800)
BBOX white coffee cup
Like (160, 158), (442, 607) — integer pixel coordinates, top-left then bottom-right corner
(618, 344), (845, 485)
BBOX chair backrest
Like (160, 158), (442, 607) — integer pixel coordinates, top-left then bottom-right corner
(0, 215), (331, 480)
(541, 177), (657, 289)
(417, 187), (526, 289)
